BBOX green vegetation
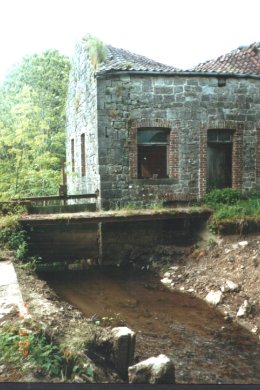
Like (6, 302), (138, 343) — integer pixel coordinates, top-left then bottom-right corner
(0, 50), (70, 200)
(203, 188), (260, 232)
(84, 35), (107, 70)
(0, 320), (95, 381)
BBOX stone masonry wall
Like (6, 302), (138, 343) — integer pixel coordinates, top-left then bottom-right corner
(96, 75), (260, 209)
(66, 40), (100, 203)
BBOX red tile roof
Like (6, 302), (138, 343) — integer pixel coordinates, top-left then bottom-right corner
(192, 42), (260, 75)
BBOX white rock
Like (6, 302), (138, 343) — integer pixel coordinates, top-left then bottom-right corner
(179, 286), (185, 291)
(161, 277), (172, 285)
(238, 241), (248, 248)
(205, 290), (223, 306)
(237, 300), (250, 317)
(225, 280), (239, 292)
(163, 272), (171, 278)
(169, 266), (179, 271)
(232, 244), (239, 250)
(251, 326), (258, 334)
(128, 354), (175, 384)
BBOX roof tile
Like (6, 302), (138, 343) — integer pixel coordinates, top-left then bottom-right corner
(191, 42), (260, 75)
(98, 45), (179, 73)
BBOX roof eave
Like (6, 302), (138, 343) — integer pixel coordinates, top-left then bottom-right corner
(95, 70), (260, 79)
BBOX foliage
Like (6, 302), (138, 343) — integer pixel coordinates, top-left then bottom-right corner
(0, 321), (95, 381)
(204, 188), (242, 207)
(0, 50), (70, 200)
(0, 324), (63, 377)
(84, 35), (107, 70)
(0, 202), (28, 259)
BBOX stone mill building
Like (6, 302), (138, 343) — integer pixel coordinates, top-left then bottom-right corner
(65, 37), (260, 209)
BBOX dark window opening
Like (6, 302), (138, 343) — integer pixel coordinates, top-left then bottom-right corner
(207, 129), (233, 190)
(71, 139), (75, 172)
(137, 128), (169, 179)
(81, 133), (86, 176)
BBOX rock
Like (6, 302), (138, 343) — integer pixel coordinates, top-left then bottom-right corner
(0, 365), (6, 374)
(225, 280), (239, 292)
(251, 326), (258, 334)
(163, 272), (171, 278)
(169, 266), (179, 271)
(128, 354), (175, 384)
(205, 290), (223, 306)
(237, 300), (250, 317)
(238, 241), (248, 248)
(161, 277), (172, 285)
(111, 327), (136, 379)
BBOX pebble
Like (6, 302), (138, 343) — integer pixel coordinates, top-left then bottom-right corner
(238, 241), (248, 248)
(237, 300), (250, 317)
(225, 280), (239, 292)
(205, 290), (223, 306)
(251, 326), (258, 334)
(169, 266), (179, 271)
(161, 277), (172, 285)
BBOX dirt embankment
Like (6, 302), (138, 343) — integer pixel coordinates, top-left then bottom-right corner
(149, 233), (259, 337)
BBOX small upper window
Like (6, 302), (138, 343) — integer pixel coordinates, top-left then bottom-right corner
(137, 128), (169, 179)
(208, 129), (233, 143)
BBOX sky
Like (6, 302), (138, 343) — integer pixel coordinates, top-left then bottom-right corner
(0, 0), (259, 81)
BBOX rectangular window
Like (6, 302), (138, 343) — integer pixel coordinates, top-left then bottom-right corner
(137, 128), (169, 179)
(71, 139), (75, 172)
(81, 133), (86, 176)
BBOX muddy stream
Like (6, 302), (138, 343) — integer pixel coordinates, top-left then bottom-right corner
(42, 266), (260, 384)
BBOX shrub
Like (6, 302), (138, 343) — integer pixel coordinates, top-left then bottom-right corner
(204, 188), (242, 207)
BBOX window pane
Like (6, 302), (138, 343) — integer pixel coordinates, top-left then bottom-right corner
(138, 145), (168, 178)
(138, 129), (168, 144)
(208, 129), (233, 143)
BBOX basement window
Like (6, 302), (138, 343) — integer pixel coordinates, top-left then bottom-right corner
(137, 128), (169, 179)
(81, 133), (86, 176)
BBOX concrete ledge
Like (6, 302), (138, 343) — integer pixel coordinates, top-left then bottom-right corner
(0, 260), (25, 319)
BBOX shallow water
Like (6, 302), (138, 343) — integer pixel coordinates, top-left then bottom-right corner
(43, 266), (260, 384)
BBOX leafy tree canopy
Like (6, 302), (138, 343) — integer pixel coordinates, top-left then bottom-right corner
(0, 50), (70, 200)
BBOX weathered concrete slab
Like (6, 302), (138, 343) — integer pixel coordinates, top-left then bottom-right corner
(0, 260), (25, 319)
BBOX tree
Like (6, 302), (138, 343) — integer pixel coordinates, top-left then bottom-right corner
(0, 50), (70, 199)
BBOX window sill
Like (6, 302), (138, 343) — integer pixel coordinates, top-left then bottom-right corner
(132, 178), (178, 185)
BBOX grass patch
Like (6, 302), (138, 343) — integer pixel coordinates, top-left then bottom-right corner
(203, 188), (260, 232)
